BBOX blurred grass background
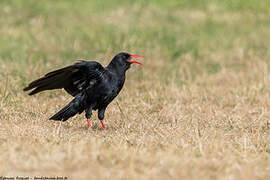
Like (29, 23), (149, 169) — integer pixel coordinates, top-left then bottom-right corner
(1, 0), (270, 179)
(1, 0), (270, 83)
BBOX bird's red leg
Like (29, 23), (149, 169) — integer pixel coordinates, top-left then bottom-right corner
(100, 120), (106, 130)
(87, 118), (91, 128)
(85, 108), (92, 129)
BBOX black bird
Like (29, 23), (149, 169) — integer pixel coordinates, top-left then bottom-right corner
(23, 52), (143, 130)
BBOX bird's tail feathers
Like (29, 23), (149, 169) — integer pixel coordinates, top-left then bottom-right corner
(50, 93), (86, 121)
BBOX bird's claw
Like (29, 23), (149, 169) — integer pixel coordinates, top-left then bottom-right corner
(87, 119), (106, 131)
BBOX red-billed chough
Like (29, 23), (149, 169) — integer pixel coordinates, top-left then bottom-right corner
(23, 52), (143, 130)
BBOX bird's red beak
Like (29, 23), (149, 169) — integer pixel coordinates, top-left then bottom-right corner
(130, 54), (144, 65)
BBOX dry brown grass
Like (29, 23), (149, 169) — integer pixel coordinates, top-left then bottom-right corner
(1, 56), (270, 179)
(1, 0), (270, 179)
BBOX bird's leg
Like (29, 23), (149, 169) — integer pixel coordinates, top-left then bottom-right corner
(98, 108), (106, 130)
(85, 107), (92, 128)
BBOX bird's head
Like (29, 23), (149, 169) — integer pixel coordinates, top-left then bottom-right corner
(108, 52), (143, 72)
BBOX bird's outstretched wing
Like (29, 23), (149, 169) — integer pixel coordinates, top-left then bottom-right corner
(23, 61), (105, 96)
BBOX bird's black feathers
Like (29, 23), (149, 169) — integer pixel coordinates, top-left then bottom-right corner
(50, 92), (87, 121)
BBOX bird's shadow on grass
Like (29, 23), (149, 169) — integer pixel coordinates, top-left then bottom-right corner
(77, 125), (108, 131)
(57, 121), (108, 131)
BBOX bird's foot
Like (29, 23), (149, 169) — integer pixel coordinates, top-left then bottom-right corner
(87, 118), (91, 128)
(100, 120), (106, 131)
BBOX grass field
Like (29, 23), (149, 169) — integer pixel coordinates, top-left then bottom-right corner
(1, 0), (270, 179)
